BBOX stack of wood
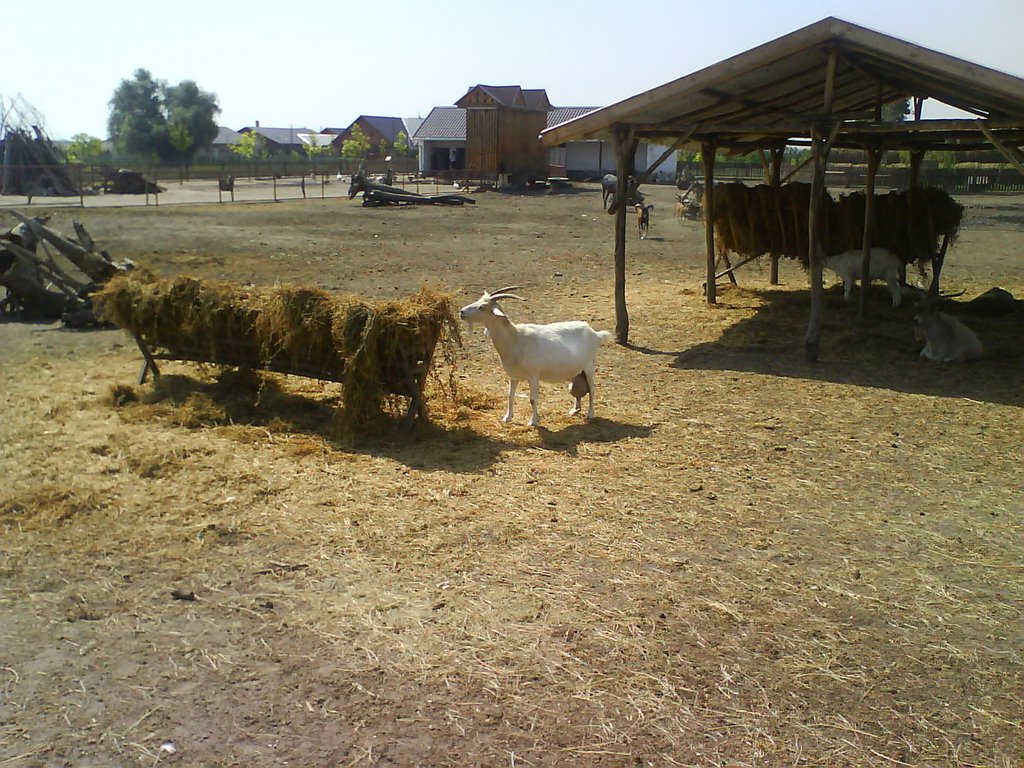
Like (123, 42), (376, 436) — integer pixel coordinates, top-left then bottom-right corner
(348, 172), (476, 207)
(0, 126), (81, 197)
(0, 212), (135, 325)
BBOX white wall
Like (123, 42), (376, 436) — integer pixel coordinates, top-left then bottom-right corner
(559, 140), (678, 180)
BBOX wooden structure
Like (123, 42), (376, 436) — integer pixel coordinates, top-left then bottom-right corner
(541, 17), (1024, 359)
(457, 85), (551, 182)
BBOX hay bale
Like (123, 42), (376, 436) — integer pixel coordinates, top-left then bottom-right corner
(93, 273), (460, 428)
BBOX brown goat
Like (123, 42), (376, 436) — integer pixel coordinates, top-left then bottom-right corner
(635, 203), (654, 239)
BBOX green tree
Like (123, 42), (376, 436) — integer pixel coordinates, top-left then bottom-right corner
(341, 125), (371, 159)
(107, 69), (219, 161)
(303, 133), (332, 160)
(882, 98), (911, 123)
(394, 130), (409, 157)
(163, 80), (219, 162)
(168, 120), (194, 181)
(66, 133), (103, 163)
(107, 68), (167, 158)
(230, 131), (260, 160)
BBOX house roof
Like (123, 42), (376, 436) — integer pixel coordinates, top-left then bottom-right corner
(412, 107), (466, 141)
(297, 132), (339, 148)
(456, 85), (552, 111)
(403, 117), (424, 139)
(239, 126), (312, 145)
(541, 17), (1024, 154)
(411, 106), (597, 142)
(547, 107), (598, 129)
(358, 116), (409, 143)
(213, 126), (243, 145)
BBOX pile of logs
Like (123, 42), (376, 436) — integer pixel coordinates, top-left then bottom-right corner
(0, 212), (135, 326)
(100, 167), (165, 195)
(0, 126), (81, 197)
(347, 172), (476, 207)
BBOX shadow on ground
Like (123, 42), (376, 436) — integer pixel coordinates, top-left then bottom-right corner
(635, 287), (1024, 407)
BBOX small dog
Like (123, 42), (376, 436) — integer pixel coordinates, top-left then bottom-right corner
(636, 203), (654, 239)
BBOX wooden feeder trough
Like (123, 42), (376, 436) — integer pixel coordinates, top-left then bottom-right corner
(93, 274), (459, 429)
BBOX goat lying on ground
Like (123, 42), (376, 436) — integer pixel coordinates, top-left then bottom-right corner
(824, 247), (904, 307)
(914, 303), (984, 362)
(459, 288), (613, 427)
(636, 203), (654, 239)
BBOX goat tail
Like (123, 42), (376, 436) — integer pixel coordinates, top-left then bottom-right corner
(596, 330), (614, 344)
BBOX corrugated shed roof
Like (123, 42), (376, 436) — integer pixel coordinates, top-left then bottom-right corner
(412, 107), (466, 140)
(547, 107), (598, 129)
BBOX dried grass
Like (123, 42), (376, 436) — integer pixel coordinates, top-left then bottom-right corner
(93, 273), (462, 430)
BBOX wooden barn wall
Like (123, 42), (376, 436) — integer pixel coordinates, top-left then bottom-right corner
(466, 109), (547, 179)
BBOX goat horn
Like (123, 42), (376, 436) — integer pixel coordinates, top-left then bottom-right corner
(489, 292), (524, 302)
(489, 285), (522, 296)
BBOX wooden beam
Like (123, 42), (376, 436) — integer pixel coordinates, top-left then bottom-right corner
(978, 120), (1024, 175)
(635, 131), (692, 185)
(702, 141), (717, 306)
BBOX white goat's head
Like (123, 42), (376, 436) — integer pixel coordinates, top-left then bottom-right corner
(459, 287), (524, 326)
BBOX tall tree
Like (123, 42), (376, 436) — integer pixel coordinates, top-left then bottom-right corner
(163, 80), (219, 162)
(107, 70), (219, 161)
(107, 68), (166, 158)
(341, 126), (371, 159)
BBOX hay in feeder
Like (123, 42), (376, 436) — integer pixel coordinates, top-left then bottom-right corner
(711, 183), (962, 269)
(93, 273), (461, 428)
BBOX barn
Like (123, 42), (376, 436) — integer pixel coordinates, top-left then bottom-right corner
(456, 85), (552, 183)
(541, 17), (1024, 359)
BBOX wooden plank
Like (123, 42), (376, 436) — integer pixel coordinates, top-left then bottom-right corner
(613, 126), (636, 343)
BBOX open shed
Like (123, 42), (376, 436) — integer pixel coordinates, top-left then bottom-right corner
(541, 17), (1024, 360)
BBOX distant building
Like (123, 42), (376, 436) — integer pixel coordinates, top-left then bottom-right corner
(210, 126), (243, 159)
(237, 123), (312, 155)
(323, 116), (411, 157)
(410, 87), (678, 181)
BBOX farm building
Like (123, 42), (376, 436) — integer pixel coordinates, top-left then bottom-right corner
(208, 126), (244, 159)
(542, 16), (1024, 358)
(411, 89), (678, 181)
(237, 123), (312, 156)
(323, 116), (411, 157)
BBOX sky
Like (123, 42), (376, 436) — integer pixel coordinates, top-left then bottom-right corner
(3, 0), (1023, 140)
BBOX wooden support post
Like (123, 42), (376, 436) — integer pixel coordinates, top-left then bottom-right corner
(909, 150), (924, 189)
(613, 126), (636, 344)
(858, 146), (881, 320)
(769, 146), (784, 285)
(928, 234), (951, 297)
(804, 125), (828, 362)
(702, 141), (717, 306)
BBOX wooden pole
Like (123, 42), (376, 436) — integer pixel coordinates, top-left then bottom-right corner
(769, 146), (784, 285)
(858, 145), (881, 320)
(804, 124), (827, 362)
(613, 125), (635, 344)
(702, 141), (717, 306)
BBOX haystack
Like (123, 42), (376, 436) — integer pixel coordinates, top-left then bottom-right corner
(93, 273), (460, 428)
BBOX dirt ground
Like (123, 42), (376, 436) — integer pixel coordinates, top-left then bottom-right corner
(1, 183), (1022, 767)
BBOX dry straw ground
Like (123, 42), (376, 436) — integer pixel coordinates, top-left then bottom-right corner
(1, 183), (1022, 767)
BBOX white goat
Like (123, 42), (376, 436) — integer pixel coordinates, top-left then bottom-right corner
(459, 288), (613, 427)
(914, 304), (984, 362)
(824, 247), (903, 307)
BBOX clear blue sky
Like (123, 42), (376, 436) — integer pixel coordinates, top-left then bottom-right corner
(4, 0), (1021, 140)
